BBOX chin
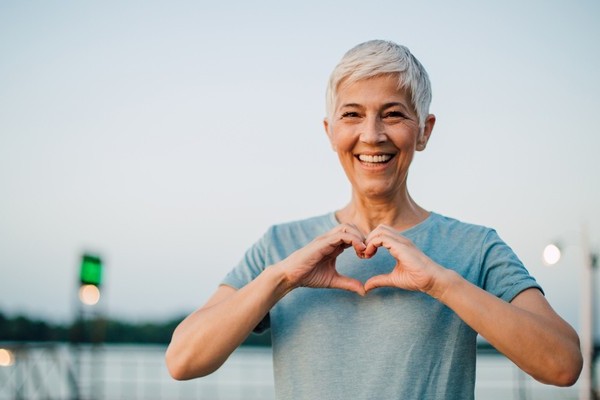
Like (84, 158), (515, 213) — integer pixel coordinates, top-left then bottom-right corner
(357, 184), (398, 200)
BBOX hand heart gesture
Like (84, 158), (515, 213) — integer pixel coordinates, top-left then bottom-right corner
(279, 224), (443, 296)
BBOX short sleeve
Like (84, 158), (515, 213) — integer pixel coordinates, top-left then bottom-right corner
(479, 230), (543, 302)
(221, 227), (273, 332)
(221, 227), (273, 290)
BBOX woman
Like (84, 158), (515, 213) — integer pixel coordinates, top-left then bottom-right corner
(166, 40), (582, 399)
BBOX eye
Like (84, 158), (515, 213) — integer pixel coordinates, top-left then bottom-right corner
(383, 111), (407, 119)
(340, 111), (361, 119)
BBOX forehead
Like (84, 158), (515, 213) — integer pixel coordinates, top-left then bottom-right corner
(335, 74), (411, 109)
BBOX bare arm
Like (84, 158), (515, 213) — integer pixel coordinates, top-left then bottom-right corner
(433, 272), (582, 386)
(165, 266), (289, 380)
(363, 225), (583, 387)
(165, 223), (367, 380)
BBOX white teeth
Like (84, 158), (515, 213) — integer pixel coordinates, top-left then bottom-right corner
(358, 154), (392, 163)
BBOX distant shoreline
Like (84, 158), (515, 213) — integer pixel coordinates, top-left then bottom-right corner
(0, 311), (590, 355)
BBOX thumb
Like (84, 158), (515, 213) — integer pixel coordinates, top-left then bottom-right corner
(364, 274), (393, 293)
(330, 274), (366, 296)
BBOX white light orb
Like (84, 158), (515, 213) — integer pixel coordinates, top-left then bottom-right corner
(0, 348), (14, 367)
(79, 284), (100, 306)
(543, 244), (562, 265)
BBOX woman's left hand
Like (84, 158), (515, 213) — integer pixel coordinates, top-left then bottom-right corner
(362, 225), (445, 294)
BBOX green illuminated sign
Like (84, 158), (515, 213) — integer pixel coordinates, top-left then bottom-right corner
(80, 254), (103, 286)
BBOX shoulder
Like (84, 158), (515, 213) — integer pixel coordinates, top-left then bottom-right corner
(266, 212), (338, 240)
(424, 212), (495, 239)
(257, 212), (338, 255)
(415, 213), (505, 259)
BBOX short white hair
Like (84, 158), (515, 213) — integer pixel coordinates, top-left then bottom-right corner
(326, 40), (432, 129)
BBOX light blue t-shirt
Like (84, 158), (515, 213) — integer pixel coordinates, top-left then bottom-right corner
(222, 212), (542, 400)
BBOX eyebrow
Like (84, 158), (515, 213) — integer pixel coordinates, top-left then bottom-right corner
(339, 102), (410, 111)
(339, 103), (362, 109)
(382, 102), (409, 110)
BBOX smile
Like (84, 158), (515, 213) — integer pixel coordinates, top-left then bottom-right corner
(356, 154), (395, 164)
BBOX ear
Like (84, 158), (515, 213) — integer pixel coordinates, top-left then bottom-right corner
(416, 114), (436, 151)
(323, 117), (337, 152)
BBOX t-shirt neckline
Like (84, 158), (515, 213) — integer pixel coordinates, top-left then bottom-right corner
(326, 211), (438, 236)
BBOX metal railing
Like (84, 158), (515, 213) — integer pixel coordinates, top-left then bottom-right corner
(0, 342), (592, 400)
(0, 343), (274, 400)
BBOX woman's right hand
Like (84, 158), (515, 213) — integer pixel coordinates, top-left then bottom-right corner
(276, 223), (367, 296)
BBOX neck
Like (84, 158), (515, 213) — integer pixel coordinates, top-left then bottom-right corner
(336, 190), (429, 234)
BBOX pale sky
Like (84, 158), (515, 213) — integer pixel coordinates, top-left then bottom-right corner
(1, 0), (599, 338)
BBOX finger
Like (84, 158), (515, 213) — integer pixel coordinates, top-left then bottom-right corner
(323, 236), (364, 259)
(330, 275), (366, 296)
(365, 229), (412, 258)
(351, 239), (367, 258)
(364, 273), (394, 293)
(365, 235), (391, 254)
(364, 233), (391, 258)
(327, 243), (349, 260)
(338, 223), (366, 241)
(332, 225), (367, 254)
(363, 226), (392, 257)
(316, 235), (351, 257)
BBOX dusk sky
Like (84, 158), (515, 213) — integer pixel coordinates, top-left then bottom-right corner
(1, 0), (599, 339)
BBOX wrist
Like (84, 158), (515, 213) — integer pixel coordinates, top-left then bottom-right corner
(264, 262), (296, 299)
(426, 267), (461, 302)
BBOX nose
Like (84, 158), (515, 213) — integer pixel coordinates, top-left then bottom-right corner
(359, 116), (387, 144)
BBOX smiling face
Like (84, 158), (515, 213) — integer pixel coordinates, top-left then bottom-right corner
(324, 74), (435, 202)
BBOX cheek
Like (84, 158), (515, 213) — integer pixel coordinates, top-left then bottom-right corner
(392, 129), (419, 148)
(330, 129), (357, 151)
